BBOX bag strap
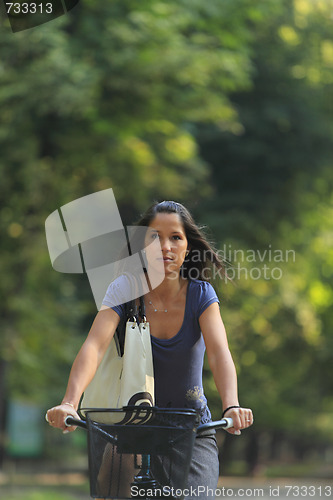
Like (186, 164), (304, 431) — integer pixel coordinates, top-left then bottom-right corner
(115, 296), (146, 356)
(139, 296), (146, 321)
(115, 300), (133, 356)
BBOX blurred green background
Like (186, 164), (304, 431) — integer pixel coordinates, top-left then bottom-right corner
(1, 0), (333, 496)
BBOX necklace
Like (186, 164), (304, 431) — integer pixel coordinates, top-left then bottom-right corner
(148, 299), (168, 313)
(148, 280), (186, 313)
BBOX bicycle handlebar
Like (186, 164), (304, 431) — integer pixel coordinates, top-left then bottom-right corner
(64, 416), (234, 432)
(198, 417), (233, 432)
(65, 417), (87, 429)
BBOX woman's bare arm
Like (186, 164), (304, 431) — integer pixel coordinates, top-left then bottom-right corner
(46, 307), (120, 431)
(200, 302), (253, 434)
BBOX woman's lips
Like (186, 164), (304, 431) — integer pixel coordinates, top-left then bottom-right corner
(153, 256), (173, 262)
(153, 257), (173, 263)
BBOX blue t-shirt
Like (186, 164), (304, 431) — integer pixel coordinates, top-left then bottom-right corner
(102, 278), (219, 424)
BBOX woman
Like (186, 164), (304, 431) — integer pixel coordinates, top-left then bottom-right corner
(46, 200), (253, 498)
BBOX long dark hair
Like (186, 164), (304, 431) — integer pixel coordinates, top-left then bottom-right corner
(136, 201), (226, 282)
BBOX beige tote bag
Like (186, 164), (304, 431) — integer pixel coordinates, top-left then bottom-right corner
(80, 313), (154, 422)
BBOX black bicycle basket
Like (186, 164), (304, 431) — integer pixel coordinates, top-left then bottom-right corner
(85, 407), (200, 499)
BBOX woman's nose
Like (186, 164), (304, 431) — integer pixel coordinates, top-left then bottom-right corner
(160, 238), (171, 252)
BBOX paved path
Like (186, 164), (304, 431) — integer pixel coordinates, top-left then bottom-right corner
(1, 471), (333, 499)
(216, 478), (333, 500)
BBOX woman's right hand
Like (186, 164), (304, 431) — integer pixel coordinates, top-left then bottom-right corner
(46, 403), (80, 433)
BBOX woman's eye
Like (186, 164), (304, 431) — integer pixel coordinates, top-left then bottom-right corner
(172, 235), (181, 240)
(151, 233), (159, 239)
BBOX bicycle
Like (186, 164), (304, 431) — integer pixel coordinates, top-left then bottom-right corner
(64, 406), (234, 500)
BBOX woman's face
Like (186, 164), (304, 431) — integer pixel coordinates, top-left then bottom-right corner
(145, 212), (189, 278)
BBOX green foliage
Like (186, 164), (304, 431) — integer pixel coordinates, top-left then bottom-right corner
(198, 0), (333, 455)
(197, 21), (333, 245)
(0, 0), (262, 406)
(0, 0), (333, 465)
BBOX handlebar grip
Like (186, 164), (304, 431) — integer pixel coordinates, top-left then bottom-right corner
(65, 416), (87, 429)
(222, 417), (234, 429)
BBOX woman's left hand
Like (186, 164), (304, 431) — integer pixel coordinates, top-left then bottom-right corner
(224, 406), (254, 435)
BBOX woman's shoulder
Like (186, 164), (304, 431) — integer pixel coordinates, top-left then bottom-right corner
(103, 273), (142, 308)
(189, 278), (216, 292)
(188, 279), (219, 301)
(187, 279), (219, 319)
